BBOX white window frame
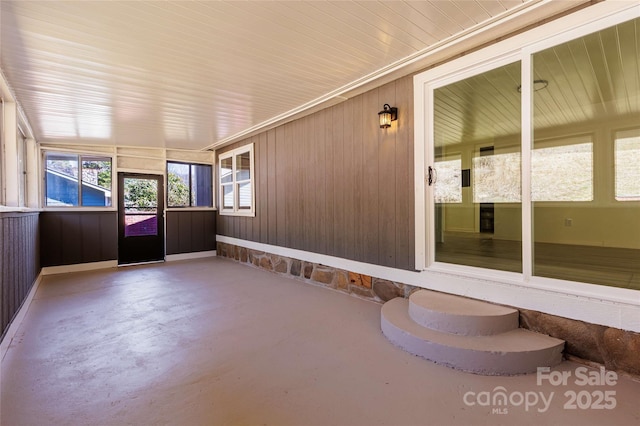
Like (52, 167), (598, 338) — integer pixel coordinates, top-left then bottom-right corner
(613, 127), (640, 202)
(42, 149), (115, 210)
(218, 144), (255, 217)
(414, 2), (640, 332)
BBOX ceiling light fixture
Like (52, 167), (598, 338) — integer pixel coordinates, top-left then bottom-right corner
(517, 79), (549, 93)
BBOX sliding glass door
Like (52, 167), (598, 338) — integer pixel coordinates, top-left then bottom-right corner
(531, 18), (640, 289)
(426, 16), (639, 290)
(433, 61), (522, 273)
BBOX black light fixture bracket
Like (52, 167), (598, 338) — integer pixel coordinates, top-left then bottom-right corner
(378, 104), (398, 128)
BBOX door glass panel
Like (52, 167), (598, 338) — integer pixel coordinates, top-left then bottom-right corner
(123, 178), (158, 237)
(433, 61), (522, 272)
(532, 18), (640, 289)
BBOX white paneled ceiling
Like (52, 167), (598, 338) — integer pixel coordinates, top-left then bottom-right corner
(1, 0), (586, 151)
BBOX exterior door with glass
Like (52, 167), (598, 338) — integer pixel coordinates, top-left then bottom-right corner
(118, 173), (164, 265)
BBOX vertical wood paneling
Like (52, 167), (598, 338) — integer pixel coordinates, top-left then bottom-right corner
(276, 126), (287, 247)
(267, 129), (278, 245)
(352, 95), (365, 262)
(192, 212), (204, 252)
(301, 116), (312, 252)
(328, 104), (342, 257)
(379, 82), (398, 267)
(2, 219), (8, 330)
(61, 214), (82, 262)
(179, 213), (193, 253)
(215, 75), (415, 271)
(216, 209), (225, 237)
(207, 211), (217, 250)
(259, 132), (269, 243)
(234, 216), (241, 240)
(284, 122), (296, 248)
(396, 75), (415, 270)
(167, 210), (216, 255)
(245, 136), (256, 241)
(315, 110), (327, 255)
(343, 97), (356, 261)
(40, 212), (117, 266)
(1, 212), (40, 341)
(362, 88), (380, 265)
(296, 118), (306, 251)
(80, 214), (101, 261)
(40, 213), (62, 265)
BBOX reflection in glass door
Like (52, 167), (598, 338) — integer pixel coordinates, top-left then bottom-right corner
(118, 173), (164, 265)
(531, 18), (640, 288)
(432, 61), (522, 272)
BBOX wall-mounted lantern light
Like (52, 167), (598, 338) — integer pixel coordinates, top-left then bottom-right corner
(378, 104), (398, 129)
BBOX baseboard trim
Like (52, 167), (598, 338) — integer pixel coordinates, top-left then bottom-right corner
(1, 273), (43, 362)
(166, 250), (217, 262)
(41, 260), (118, 276)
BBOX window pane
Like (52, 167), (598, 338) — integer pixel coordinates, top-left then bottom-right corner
(615, 130), (640, 201)
(238, 181), (252, 209)
(81, 157), (112, 207)
(433, 61), (522, 273)
(220, 157), (233, 184)
(532, 18), (640, 289)
(532, 141), (592, 202)
(167, 162), (190, 207)
(223, 184), (234, 209)
(236, 152), (251, 181)
(434, 158), (462, 203)
(191, 164), (212, 207)
(45, 153), (79, 206)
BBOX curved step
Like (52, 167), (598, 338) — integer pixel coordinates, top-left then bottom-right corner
(409, 289), (519, 336)
(382, 298), (564, 375)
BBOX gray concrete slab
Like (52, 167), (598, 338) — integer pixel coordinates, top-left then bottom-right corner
(1, 257), (639, 425)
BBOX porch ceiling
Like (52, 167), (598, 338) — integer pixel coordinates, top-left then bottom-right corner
(1, 0), (585, 151)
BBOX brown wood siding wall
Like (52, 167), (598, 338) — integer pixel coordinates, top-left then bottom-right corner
(166, 210), (216, 255)
(1, 212), (40, 340)
(40, 211), (117, 267)
(217, 75), (415, 270)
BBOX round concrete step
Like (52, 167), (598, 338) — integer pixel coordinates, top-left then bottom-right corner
(409, 289), (519, 336)
(382, 297), (564, 375)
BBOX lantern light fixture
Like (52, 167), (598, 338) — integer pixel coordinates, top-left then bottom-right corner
(378, 104), (398, 129)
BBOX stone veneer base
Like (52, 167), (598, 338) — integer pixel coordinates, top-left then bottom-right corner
(216, 242), (640, 378)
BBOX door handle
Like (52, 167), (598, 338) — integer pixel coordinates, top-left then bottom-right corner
(427, 166), (437, 186)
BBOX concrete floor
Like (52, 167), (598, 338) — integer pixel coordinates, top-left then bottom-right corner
(1, 257), (639, 426)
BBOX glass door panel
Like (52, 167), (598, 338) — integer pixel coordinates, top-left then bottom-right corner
(433, 61), (522, 272)
(123, 177), (158, 237)
(532, 18), (640, 289)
